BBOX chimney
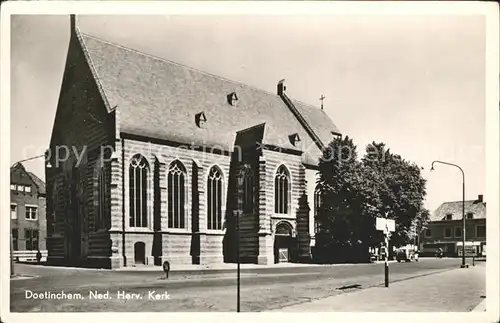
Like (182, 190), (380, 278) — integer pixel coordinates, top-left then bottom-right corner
(277, 79), (286, 96)
(477, 194), (483, 203)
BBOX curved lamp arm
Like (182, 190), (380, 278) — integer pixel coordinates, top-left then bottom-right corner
(431, 160), (465, 183)
(11, 154), (46, 168)
(430, 160), (467, 268)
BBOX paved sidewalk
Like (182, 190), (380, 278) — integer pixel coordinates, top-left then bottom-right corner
(116, 260), (396, 272)
(13, 261), (335, 275)
(271, 263), (486, 312)
(15, 259), (401, 273)
(117, 262), (321, 272)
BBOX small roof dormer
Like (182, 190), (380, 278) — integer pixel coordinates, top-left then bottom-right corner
(227, 92), (239, 106)
(289, 133), (301, 146)
(195, 111), (207, 128)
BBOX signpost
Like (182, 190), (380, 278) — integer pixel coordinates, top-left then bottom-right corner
(236, 210), (240, 313)
(376, 216), (395, 288)
(235, 174), (244, 313)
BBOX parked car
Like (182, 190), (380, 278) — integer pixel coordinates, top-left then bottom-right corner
(395, 249), (415, 262)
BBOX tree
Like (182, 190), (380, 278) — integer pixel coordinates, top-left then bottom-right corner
(315, 136), (380, 263)
(314, 139), (429, 263)
(362, 142), (429, 253)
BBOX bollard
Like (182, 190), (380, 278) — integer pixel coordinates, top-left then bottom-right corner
(384, 260), (389, 287)
(162, 260), (170, 279)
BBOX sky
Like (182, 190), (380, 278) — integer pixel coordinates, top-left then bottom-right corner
(10, 14), (486, 213)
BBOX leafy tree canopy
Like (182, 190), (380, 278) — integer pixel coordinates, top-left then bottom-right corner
(315, 138), (429, 262)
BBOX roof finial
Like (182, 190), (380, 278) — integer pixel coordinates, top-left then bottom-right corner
(319, 94), (326, 110)
(70, 14), (76, 34)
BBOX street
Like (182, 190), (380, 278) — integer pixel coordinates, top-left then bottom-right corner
(10, 258), (485, 312)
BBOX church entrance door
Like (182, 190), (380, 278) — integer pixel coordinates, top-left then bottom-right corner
(274, 222), (293, 263)
(134, 242), (146, 265)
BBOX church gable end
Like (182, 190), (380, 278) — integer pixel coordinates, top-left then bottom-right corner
(46, 16), (116, 268)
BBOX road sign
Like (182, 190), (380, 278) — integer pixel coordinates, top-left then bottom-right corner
(376, 217), (395, 232)
(375, 217), (396, 288)
(457, 246), (477, 257)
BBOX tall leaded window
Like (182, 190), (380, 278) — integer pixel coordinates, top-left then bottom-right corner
(314, 185), (321, 233)
(168, 161), (187, 229)
(274, 165), (290, 214)
(50, 181), (58, 235)
(129, 154), (149, 228)
(207, 166), (223, 230)
(96, 166), (107, 230)
(240, 165), (254, 214)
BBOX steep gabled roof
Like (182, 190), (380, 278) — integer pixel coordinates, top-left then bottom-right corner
(292, 99), (341, 145)
(10, 163), (46, 195)
(27, 172), (46, 195)
(430, 200), (486, 222)
(76, 30), (340, 165)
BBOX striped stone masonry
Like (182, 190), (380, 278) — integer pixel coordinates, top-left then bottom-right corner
(45, 19), (329, 269)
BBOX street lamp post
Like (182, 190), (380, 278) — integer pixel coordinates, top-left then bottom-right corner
(10, 232), (15, 277)
(236, 208), (240, 312)
(430, 160), (467, 268)
(235, 175), (243, 313)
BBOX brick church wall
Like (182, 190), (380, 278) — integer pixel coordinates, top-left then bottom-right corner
(116, 138), (312, 267)
(259, 149), (311, 264)
(47, 21), (322, 269)
(119, 137), (232, 266)
(46, 30), (116, 267)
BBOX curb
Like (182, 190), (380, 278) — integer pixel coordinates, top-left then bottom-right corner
(472, 298), (486, 312)
(17, 258), (441, 273)
(10, 274), (38, 280)
(373, 260), (397, 264)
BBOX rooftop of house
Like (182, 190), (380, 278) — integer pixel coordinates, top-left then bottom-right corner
(76, 29), (340, 165)
(10, 163), (46, 195)
(430, 195), (486, 222)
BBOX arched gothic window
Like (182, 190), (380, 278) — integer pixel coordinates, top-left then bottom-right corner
(207, 166), (223, 230)
(275, 222), (293, 236)
(129, 154), (149, 228)
(274, 165), (290, 214)
(49, 180), (58, 235)
(240, 165), (254, 214)
(168, 161), (187, 229)
(96, 165), (107, 229)
(314, 184), (321, 234)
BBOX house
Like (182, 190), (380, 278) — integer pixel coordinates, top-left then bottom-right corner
(420, 194), (486, 257)
(45, 16), (340, 269)
(10, 163), (47, 262)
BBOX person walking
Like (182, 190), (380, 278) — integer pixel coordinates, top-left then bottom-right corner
(36, 250), (42, 264)
(436, 248), (443, 258)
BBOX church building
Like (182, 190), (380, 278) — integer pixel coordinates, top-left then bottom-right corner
(45, 16), (341, 269)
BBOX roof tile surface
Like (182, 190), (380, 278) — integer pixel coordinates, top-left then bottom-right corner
(79, 32), (340, 165)
(430, 200), (486, 222)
